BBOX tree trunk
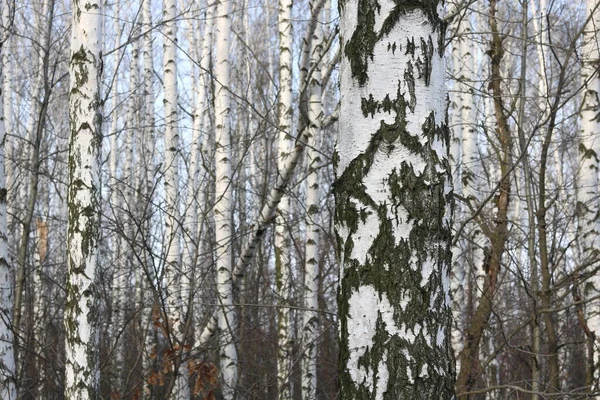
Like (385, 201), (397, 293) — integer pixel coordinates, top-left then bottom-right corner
(579, 0), (600, 387)
(214, 0), (238, 396)
(0, 2), (16, 396)
(64, 0), (102, 398)
(139, 0), (157, 389)
(162, 0), (187, 397)
(275, 0), (294, 394)
(336, 1), (455, 398)
(301, 3), (323, 398)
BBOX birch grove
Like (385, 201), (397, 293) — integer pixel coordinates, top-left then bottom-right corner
(2, 0), (600, 398)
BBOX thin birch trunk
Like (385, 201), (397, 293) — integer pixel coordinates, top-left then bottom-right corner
(214, 0), (238, 395)
(276, 0), (294, 394)
(301, 4), (322, 397)
(64, 0), (102, 398)
(450, 8), (468, 364)
(108, 3), (124, 389)
(140, 0), (158, 386)
(33, 219), (48, 396)
(2, 2), (12, 226)
(162, 0), (187, 397)
(0, 3), (15, 396)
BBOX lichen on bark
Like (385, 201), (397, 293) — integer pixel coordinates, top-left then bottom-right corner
(65, 1), (102, 399)
(336, 0), (455, 398)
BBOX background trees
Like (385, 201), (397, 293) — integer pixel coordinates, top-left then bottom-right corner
(1, 0), (600, 399)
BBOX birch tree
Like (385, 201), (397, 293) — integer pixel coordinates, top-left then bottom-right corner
(0, 1), (15, 397)
(138, 0), (159, 390)
(162, 0), (188, 396)
(214, 0), (238, 395)
(276, 0), (294, 394)
(64, 0), (102, 398)
(336, 1), (455, 398)
(302, 1), (323, 397)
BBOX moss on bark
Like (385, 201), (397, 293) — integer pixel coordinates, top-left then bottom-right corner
(336, 1), (455, 398)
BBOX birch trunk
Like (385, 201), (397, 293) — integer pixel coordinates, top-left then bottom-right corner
(336, 1), (455, 398)
(108, 3), (124, 387)
(579, 0), (600, 386)
(64, 1), (102, 398)
(1, 1), (12, 223)
(33, 219), (48, 396)
(276, 0), (294, 394)
(162, 0), (187, 397)
(214, 0), (238, 395)
(0, 3), (15, 396)
(301, 3), (323, 398)
(140, 0), (157, 385)
(450, 8), (478, 364)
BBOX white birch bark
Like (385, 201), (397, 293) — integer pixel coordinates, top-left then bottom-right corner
(64, 1), (102, 398)
(336, 1), (455, 398)
(1, 2), (12, 224)
(108, 3), (125, 383)
(0, 3), (15, 396)
(579, 0), (600, 385)
(162, 0), (187, 397)
(276, 0), (294, 394)
(214, 0), (238, 395)
(142, 0), (157, 201)
(264, 0), (276, 83)
(33, 219), (48, 395)
(449, 10), (462, 198)
(459, 19), (478, 203)
(451, 9), (484, 364)
(301, 4), (323, 398)
(449, 8), (466, 361)
(140, 0), (157, 382)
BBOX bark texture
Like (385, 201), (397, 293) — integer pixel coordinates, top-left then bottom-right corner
(65, 0), (102, 398)
(0, 2), (15, 396)
(214, 0), (238, 396)
(301, 2), (323, 398)
(336, 1), (455, 398)
(276, 0), (294, 395)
